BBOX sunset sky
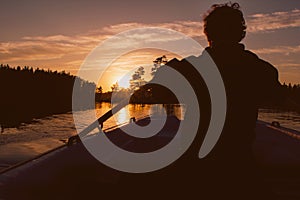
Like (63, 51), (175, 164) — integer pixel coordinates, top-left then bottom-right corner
(1, 0), (299, 91)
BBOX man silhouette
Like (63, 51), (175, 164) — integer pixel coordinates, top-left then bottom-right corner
(201, 2), (283, 161)
(198, 3), (283, 198)
(147, 2), (284, 199)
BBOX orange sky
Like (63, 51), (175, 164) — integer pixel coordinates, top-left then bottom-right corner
(0, 1), (299, 91)
(96, 49), (182, 91)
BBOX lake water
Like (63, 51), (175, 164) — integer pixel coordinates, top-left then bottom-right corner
(0, 103), (299, 169)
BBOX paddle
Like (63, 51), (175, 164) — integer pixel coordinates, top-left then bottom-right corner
(67, 97), (131, 145)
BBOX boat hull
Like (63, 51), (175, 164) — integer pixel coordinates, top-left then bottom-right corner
(0, 117), (300, 199)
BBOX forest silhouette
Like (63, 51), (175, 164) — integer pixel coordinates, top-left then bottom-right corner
(0, 64), (95, 129)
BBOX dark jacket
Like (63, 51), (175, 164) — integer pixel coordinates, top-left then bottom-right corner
(130, 43), (284, 198)
(150, 43), (284, 160)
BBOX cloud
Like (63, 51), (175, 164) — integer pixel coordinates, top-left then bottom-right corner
(96, 9), (300, 39)
(0, 34), (102, 64)
(0, 22), (203, 69)
(0, 41), (68, 61)
(1, 8), (300, 82)
(277, 63), (300, 71)
(252, 45), (300, 55)
(247, 9), (300, 33)
(100, 9), (300, 37)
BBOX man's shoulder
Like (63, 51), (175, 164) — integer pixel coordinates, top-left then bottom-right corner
(242, 49), (279, 84)
(243, 49), (259, 59)
(164, 57), (196, 70)
(167, 56), (196, 64)
(166, 58), (181, 66)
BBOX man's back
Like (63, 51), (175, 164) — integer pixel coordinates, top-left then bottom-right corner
(205, 43), (282, 157)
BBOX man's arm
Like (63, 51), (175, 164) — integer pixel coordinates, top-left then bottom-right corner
(258, 59), (286, 107)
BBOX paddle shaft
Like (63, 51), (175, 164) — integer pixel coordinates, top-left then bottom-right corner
(78, 98), (130, 138)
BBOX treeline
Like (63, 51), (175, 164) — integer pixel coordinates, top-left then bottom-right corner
(281, 83), (300, 111)
(96, 83), (300, 112)
(95, 84), (178, 104)
(0, 64), (95, 128)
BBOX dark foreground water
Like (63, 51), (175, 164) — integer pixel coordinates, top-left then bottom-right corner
(0, 103), (299, 169)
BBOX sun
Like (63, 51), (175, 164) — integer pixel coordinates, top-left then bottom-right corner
(116, 74), (131, 89)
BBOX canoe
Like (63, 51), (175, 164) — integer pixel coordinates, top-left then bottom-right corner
(0, 116), (299, 199)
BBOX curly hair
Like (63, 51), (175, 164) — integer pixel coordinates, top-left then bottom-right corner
(203, 2), (247, 45)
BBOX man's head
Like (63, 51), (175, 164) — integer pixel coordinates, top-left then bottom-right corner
(203, 2), (246, 46)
